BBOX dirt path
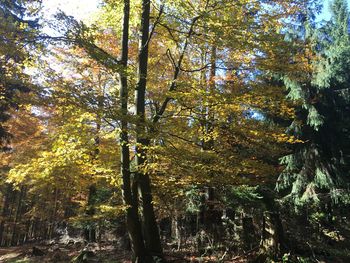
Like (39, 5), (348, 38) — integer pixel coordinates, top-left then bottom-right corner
(0, 243), (129, 263)
(0, 243), (34, 262)
(0, 243), (248, 263)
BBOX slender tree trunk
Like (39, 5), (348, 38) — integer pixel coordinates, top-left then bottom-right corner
(23, 220), (31, 243)
(171, 208), (181, 250)
(0, 184), (12, 246)
(134, 0), (163, 258)
(197, 189), (206, 254)
(48, 188), (59, 240)
(197, 43), (217, 253)
(203, 43), (216, 150)
(85, 79), (105, 243)
(10, 186), (24, 246)
(119, 0), (149, 261)
(85, 184), (97, 242)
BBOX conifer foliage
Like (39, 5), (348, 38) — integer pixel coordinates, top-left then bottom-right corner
(277, 0), (350, 206)
(0, 0), (41, 149)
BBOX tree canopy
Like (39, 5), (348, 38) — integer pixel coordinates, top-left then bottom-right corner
(0, 0), (350, 262)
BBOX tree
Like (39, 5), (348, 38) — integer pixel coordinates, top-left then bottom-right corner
(277, 0), (350, 207)
(0, 0), (41, 150)
(0, 106), (45, 245)
(14, 0), (323, 260)
(118, 0), (150, 260)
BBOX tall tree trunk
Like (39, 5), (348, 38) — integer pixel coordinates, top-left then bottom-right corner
(84, 184), (97, 242)
(48, 188), (59, 240)
(23, 220), (31, 243)
(0, 184), (13, 246)
(197, 43), (217, 253)
(171, 207), (181, 250)
(134, 0), (163, 258)
(119, 0), (148, 261)
(10, 186), (24, 246)
(203, 43), (216, 151)
(85, 76), (105, 243)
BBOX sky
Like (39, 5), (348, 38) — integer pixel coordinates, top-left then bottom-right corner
(42, 0), (100, 21)
(318, 0), (350, 20)
(42, 0), (350, 22)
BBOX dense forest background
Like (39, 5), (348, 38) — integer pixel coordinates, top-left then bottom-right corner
(1, 0), (350, 262)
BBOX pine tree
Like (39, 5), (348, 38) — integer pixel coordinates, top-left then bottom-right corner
(277, 0), (350, 206)
(0, 0), (41, 149)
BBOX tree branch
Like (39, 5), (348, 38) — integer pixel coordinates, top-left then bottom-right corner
(152, 15), (201, 124)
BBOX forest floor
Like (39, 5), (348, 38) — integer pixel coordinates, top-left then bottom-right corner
(0, 242), (249, 263)
(1, 239), (349, 263)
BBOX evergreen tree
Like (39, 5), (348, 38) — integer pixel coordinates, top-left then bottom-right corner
(0, 0), (41, 150)
(277, 0), (350, 206)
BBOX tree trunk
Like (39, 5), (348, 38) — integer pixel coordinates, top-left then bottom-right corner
(242, 216), (255, 250)
(261, 211), (285, 256)
(85, 184), (97, 242)
(10, 186), (24, 246)
(119, 0), (149, 261)
(84, 81), (104, 243)
(0, 184), (13, 246)
(196, 189), (206, 254)
(48, 188), (59, 240)
(257, 187), (286, 258)
(171, 204), (181, 251)
(203, 43), (216, 150)
(134, 0), (163, 258)
(197, 43), (218, 253)
(23, 220), (31, 243)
